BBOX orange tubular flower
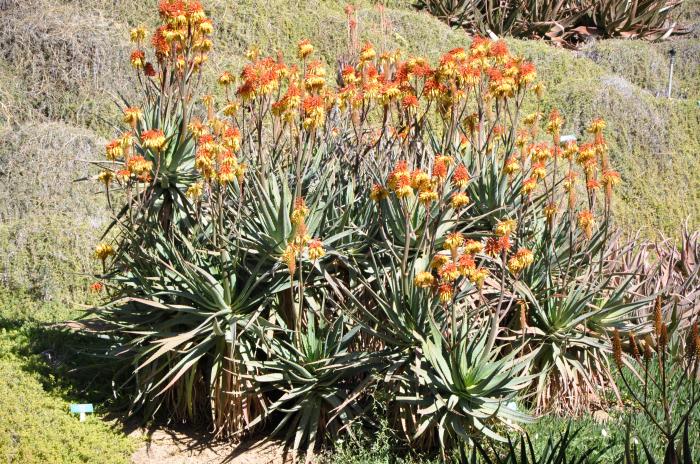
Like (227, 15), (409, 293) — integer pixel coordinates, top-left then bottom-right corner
(302, 95), (325, 129)
(359, 42), (376, 63)
(457, 254), (476, 276)
(546, 109), (563, 137)
(126, 155), (153, 176)
(485, 236), (511, 256)
(297, 39), (314, 60)
(130, 50), (145, 69)
(463, 240), (483, 255)
(291, 197), (309, 226)
(507, 248), (534, 275)
(308, 239), (325, 261)
(443, 232), (465, 251)
(89, 281), (104, 293)
(504, 157), (521, 176)
(418, 189), (439, 207)
(437, 283), (454, 304)
(602, 170), (621, 188)
(370, 184), (388, 202)
(578, 210), (595, 239)
(414, 271), (436, 289)
(218, 71), (235, 87)
(411, 169), (431, 190)
(123, 107), (143, 127)
(430, 254), (450, 270)
(494, 219), (517, 237)
(141, 129), (167, 151)
(521, 177), (537, 196)
(432, 159), (448, 182)
(451, 192), (470, 210)
(105, 140), (124, 161)
(452, 165), (470, 189)
(438, 263), (460, 283)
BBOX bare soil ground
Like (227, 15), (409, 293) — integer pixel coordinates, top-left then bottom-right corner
(129, 427), (287, 464)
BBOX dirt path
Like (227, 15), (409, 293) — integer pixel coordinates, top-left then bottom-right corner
(129, 427), (287, 464)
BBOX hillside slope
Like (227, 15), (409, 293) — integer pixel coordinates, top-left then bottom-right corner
(1, 0), (698, 300)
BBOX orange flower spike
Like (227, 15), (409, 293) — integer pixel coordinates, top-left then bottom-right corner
(218, 71), (235, 87)
(577, 210), (595, 239)
(291, 197), (310, 226)
(130, 50), (145, 69)
(308, 239), (325, 261)
(411, 169), (431, 190)
(130, 26), (147, 44)
(486, 235), (512, 256)
(443, 232), (465, 252)
(457, 254), (476, 276)
(438, 263), (460, 283)
(430, 254), (450, 270)
(521, 177), (537, 196)
(452, 164), (470, 189)
(586, 178), (601, 192)
(507, 248), (534, 274)
(468, 268), (489, 289)
(577, 143), (596, 165)
(546, 109), (563, 138)
(123, 107), (143, 128)
(105, 140), (124, 161)
(418, 189), (439, 207)
(532, 162), (546, 180)
(186, 182), (204, 199)
(89, 281), (104, 293)
(504, 157), (521, 177)
(370, 184), (388, 202)
(518, 61), (536, 87)
(141, 129), (167, 151)
(451, 192), (470, 210)
(432, 159), (448, 182)
(494, 219), (517, 237)
(463, 239), (483, 255)
(414, 271), (436, 288)
(602, 170), (621, 188)
(302, 95), (326, 129)
(544, 202), (557, 224)
(437, 283), (454, 304)
(394, 176), (413, 199)
(281, 243), (299, 275)
(297, 39), (314, 60)
(563, 141), (579, 161)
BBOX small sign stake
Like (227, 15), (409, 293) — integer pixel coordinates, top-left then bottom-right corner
(70, 404), (94, 422)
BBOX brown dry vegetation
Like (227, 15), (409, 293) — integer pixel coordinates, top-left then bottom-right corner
(0, 0), (698, 301)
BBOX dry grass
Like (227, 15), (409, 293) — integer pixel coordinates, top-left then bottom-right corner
(0, 0), (133, 132)
(0, 122), (107, 301)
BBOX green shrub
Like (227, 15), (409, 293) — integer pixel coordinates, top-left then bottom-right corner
(0, 293), (135, 464)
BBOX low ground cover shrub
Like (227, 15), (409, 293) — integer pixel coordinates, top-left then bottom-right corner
(0, 292), (135, 464)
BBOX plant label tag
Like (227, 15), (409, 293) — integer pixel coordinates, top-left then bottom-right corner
(70, 404), (94, 422)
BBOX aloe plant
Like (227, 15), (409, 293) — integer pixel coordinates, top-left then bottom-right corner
(414, 0), (686, 45)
